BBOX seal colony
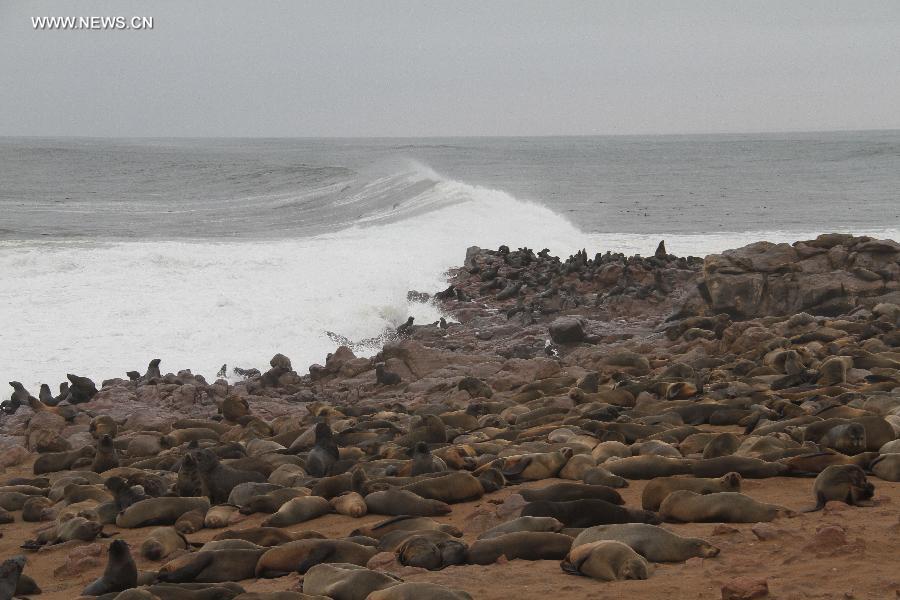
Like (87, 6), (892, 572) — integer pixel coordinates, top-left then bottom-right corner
(1, 233), (899, 600)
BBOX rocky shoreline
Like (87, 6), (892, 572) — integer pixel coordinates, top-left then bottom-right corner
(1, 233), (900, 600)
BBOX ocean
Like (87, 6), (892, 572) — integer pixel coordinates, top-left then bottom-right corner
(2, 132), (899, 389)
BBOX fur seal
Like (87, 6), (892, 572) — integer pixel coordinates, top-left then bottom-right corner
(641, 473), (742, 511)
(519, 482), (623, 505)
(660, 491), (793, 523)
(522, 499), (660, 528)
(263, 496), (331, 527)
(302, 562), (399, 599)
(604, 455), (693, 479)
(561, 540), (651, 581)
(375, 363), (402, 386)
(91, 434), (120, 473)
(33, 446), (95, 475)
(89, 416), (118, 439)
(409, 442), (448, 476)
(467, 531), (573, 564)
(158, 549), (266, 583)
(582, 467), (628, 488)
(819, 423), (867, 455)
(82, 540), (138, 596)
(808, 464), (875, 511)
(212, 527), (297, 546)
(141, 527), (189, 561)
(691, 456), (787, 478)
(497, 448), (574, 481)
(871, 454), (900, 481)
(0, 555), (26, 600)
(572, 523), (719, 561)
(350, 515), (462, 540)
(105, 476), (150, 510)
(255, 539), (377, 577)
(367, 582), (473, 600)
(398, 535), (468, 570)
(476, 516), (564, 540)
(306, 423), (340, 477)
(401, 471), (484, 503)
(365, 488), (451, 516)
(330, 492), (368, 517)
(116, 497), (210, 528)
(205, 504), (246, 529)
(192, 449), (265, 504)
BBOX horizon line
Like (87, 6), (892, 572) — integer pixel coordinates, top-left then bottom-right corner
(2, 126), (899, 141)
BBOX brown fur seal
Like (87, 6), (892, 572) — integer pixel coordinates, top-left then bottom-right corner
(350, 515), (462, 540)
(89, 415), (118, 439)
(306, 423), (340, 477)
(604, 455), (693, 479)
(33, 446), (95, 475)
(174, 509), (206, 534)
(212, 527), (298, 546)
(192, 449), (266, 504)
(0, 555), (27, 600)
(701, 433), (740, 459)
(691, 456), (787, 478)
(117, 497), (210, 528)
(401, 471), (484, 503)
(497, 448), (574, 481)
(91, 434), (120, 473)
(330, 492), (367, 517)
(582, 466), (629, 488)
(255, 539), (377, 577)
(467, 531), (573, 564)
(807, 464), (875, 511)
(302, 562), (399, 599)
(477, 516), (564, 540)
(522, 498), (660, 528)
(263, 496), (331, 527)
(397, 535), (469, 570)
(367, 582), (473, 600)
(141, 526), (189, 561)
(872, 454), (900, 481)
(660, 491), (793, 523)
(561, 540), (651, 581)
(520, 482), (623, 505)
(205, 504), (246, 529)
(240, 488), (309, 515)
(158, 548), (266, 583)
(641, 473), (742, 511)
(82, 539), (138, 595)
(364, 489), (451, 516)
(572, 523), (719, 561)
(819, 423), (867, 455)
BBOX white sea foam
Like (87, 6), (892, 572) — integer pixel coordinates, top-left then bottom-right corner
(2, 171), (898, 392)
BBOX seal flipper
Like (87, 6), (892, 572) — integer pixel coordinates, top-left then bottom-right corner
(560, 558), (582, 576)
(803, 492), (827, 513)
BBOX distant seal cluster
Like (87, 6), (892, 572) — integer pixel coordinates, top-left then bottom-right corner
(1, 234), (899, 597)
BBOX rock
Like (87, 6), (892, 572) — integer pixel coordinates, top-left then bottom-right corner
(712, 524), (741, 536)
(270, 353), (292, 371)
(751, 523), (780, 541)
(722, 577), (769, 600)
(53, 543), (104, 577)
(0, 445), (30, 468)
(25, 412), (67, 452)
(549, 317), (587, 344)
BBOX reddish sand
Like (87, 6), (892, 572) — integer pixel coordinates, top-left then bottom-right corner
(2, 453), (898, 600)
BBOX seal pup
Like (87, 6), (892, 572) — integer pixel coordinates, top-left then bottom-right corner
(410, 442), (447, 476)
(807, 464), (875, 511)
(561, 540), (652, 581)
(306, 422), (340, 477)
(82, 539), (137, 596)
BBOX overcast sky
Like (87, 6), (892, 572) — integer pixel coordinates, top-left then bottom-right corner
(1, 1), (898, 137)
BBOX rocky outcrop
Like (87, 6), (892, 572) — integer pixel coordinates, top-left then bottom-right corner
(684, 235), (900, 319)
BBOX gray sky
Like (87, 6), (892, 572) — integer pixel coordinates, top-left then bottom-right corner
(1, 1), (899, 137)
